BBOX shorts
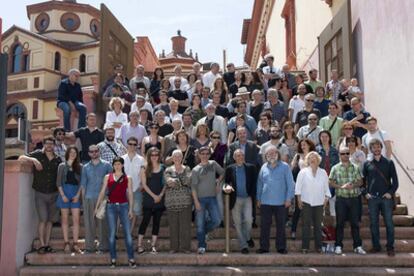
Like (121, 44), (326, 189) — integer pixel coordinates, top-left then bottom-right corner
(34, 191), (59, 223)
(56, 183), (81, 209)
(133, 190), (143, 217)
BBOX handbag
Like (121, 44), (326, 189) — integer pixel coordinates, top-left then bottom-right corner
(95, 174), (125, 219)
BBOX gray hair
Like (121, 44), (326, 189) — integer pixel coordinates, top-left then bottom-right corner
(172, 149), (183, 158)
(267, 88), (278, 98)
(264, 145), (281, 160)
(68, 68), (80, 76)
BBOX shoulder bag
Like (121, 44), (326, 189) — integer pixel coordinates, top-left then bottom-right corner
(95, 174), (125, 219)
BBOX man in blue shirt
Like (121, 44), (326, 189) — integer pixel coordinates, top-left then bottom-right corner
(57, 68), (87, 131)
(223, 149), (257, 254)
(81, 144), (112, 253)
(256, 145), (294, 254)
(343, 97), (370, 138)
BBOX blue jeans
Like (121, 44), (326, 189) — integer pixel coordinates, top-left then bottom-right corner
(106, 203), (134, 260)
(232, 197), (253, 249)
(57, 101), (87, 131)
(196, 196), (221, 248)
(368, 197), (395, 250)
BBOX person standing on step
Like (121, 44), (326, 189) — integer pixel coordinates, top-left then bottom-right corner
(19, 135), (62, 254)
(223, 149), (257, 254)
(137, 147), (166, 255)
(256, 145), (294, 254)
(362, 138), (399, 257)
(164, 150), (193, 253)
(191, 146), (225, 254)
(95, 157), (136, 268)
(80, 144), (112, 253)
(295, 151), (331, 253)
(121, 137), (145, 234)
(53, 127), (67, 161)
(97, 127), (127, 165)
(56, 146), (83, 254)
(329, 146), (366, 255)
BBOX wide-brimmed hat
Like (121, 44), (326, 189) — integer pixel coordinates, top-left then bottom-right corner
(236, 87), (250, 96)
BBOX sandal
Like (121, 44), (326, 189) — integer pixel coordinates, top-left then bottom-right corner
(72, 243), (82, 254)
(63, 242), (71, 253)
(137, 246), (145, 254)
(45, 246), (55, 253)
(37, 246), (47, 254)
(128, 259), (137, 268)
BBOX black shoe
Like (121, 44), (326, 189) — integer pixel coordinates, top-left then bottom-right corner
(369, 247), (381, 254)
(220, 221), (225, 228)
(247, 239), (255, 248)
(241, 248), (249, 254)
(252, 222), (258, 229)
(277, 249), (288, 254)
(256, 248), (269, 254)
(387, 249), (395, 257)
(52, 222), (61, 227)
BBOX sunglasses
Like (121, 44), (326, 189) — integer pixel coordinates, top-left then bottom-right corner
(89, 150), (99, 153)
(128, 143), (137, 146)
(211, 136), (220, 139)
(306, 99), (314, 102)
(340, 152), (350, 156)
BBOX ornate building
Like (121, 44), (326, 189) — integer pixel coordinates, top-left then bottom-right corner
(133, 36), (160, 76)
(1, 0), (107, 159)
(159, 30), (200, 74)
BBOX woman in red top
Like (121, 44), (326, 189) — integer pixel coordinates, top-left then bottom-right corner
(95, 157), (135, 268)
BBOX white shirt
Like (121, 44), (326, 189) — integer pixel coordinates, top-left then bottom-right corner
(104, 111), (128, 139)
(295, 167), (331, 206)
(169, 76), (189, 91)
(168, 112), (182, 123)
(129, 76), (150, 90)
(362, 129), (390, 160)
(122, 153), (145, 192)
(202, 71), (221, 88)
(131, 101), (153, 114)
(288, 97), (305, 122)
(297, 125), (322, 146)
(263, 65), (283, 76)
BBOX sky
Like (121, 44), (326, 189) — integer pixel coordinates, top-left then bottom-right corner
(1, 0), (254, 66)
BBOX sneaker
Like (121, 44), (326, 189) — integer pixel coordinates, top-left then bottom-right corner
(247, 239), (255, 248)
(241, 248), (249, 254)
(354, 246), (366, 255)
(334, 246), (342, 255)
(110, 259), (116, 268)
(252, 222), (258, 229)
(277, 249), (288, 254)
(205, 234), (210, 241)
(198, 247), (206, 254)
(291, 232), (296, 240)
(150, 246), (158, 255)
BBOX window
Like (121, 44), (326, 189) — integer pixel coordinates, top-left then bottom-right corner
(54, 52), (61, 71)
(79, 54), (86, 73)
(35, 13), (50, 32)
(7, 103), (26, 120)
(60, 12), (80, 32)
(324, 30), (344, 80)
(90, 19), (100, 38)
(12, 44), (23, 73)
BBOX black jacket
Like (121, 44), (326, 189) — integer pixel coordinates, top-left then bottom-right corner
(224, 163), (257, 210)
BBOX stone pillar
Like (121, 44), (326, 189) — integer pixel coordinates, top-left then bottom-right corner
(0, 161), (37, 275)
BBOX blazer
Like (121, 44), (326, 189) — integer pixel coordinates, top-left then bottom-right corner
(197, 115), (228, 144)
(225, 140), (261, 168)
(224, 163), (257, 210)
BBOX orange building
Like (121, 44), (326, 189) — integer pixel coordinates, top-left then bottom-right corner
(133, 36), (160, 76)
(158, 30), (200, 74)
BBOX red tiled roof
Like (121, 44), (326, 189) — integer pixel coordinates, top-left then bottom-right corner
(134, 36), (160, 73)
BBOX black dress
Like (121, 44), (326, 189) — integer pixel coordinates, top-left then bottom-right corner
(143, 169), (165, 210)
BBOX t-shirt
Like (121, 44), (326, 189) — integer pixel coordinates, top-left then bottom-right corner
(168, 90), (189, 114)
(191, 160), (224, 198)
(74, 127), (104, 162)
(362, 130), (390, 160)
(288, 97), (305, 123)
(259, 140), (289, 161)
(295, 108), (321, 128)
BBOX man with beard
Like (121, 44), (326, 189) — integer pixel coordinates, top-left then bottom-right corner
(53, 127), (67, 161)
(19, 136), (62, 254)
(256, 145), (294, 254)
(259, 125), (289, 163)
(97, 127), (127, 164)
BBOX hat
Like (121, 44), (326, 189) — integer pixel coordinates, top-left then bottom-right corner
(236, 87), (250, 96)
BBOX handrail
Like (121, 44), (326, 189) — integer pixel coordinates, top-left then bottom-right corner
(392, 152), (414, 185)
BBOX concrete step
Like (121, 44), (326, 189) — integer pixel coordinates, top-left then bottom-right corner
(50, 226), (414, 240)
(24, 252), (414, 267)
(19, 265), (414, 276)
(32, 238), (414, 253)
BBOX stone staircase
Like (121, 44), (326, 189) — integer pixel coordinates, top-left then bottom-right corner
(19, 194), (414, 275)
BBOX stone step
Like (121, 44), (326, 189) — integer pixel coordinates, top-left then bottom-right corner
(19, 265), (414, 276)
(24, 252), (414, 267)
(50, 226), (414, 240)
(32, 238), (414, 253)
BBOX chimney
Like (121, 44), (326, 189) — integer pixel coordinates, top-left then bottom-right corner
(171, 30), (186, 55)
(195, 52), (199, 61)
(189, 49), (193, 58)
